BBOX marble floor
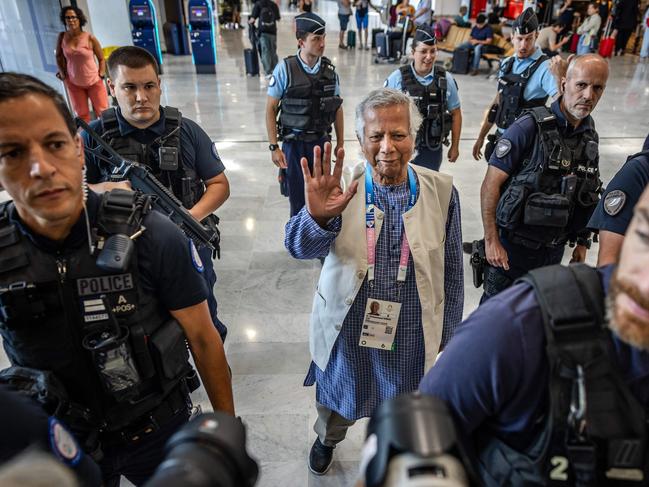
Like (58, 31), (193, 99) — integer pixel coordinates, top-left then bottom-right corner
(2, 0), (649, 485)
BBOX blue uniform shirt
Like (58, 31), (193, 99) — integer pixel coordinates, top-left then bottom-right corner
(83, 107), (225, 185)
(488, 98), (597, 175)
(384, 64), (461, 111)
(267, 51), (341, 99)
(588, 152), (649, 236)
(499, 47), (558, 105)
(419, 265), (649, 450)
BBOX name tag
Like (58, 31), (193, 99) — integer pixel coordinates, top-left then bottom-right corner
(359, 299), (401, 351)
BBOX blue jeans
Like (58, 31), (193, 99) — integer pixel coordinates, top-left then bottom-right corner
(577, 35), (594, 54)
(283, 135), (330, 216)
(412, 146), (443, 171)
(641, 28), (649, 58)
(457, 41), (484, 70)
(259, 33), (278, 75)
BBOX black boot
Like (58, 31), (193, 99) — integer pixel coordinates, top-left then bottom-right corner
(308, 438), (334, 475)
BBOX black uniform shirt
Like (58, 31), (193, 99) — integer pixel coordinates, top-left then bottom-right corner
(588, 152), (649, 236)
(8, 191), (208, 311)
(488, 98), (597, 176)
(251, 0), (280, 35)
(83, 107), (225, 186)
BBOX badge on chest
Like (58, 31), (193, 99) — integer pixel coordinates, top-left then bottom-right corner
(76, 273), (138, 317)
(359, 299), (401, 351)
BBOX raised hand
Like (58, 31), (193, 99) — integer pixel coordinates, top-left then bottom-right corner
(302, 142), (359, 227)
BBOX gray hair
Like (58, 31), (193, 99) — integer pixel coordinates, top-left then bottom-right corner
(355, 88), (423, 145)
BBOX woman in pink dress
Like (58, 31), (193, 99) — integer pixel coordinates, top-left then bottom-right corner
(55, 6), (109, 122)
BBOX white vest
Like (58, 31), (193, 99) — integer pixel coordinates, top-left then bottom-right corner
(309, 162), (454, 372)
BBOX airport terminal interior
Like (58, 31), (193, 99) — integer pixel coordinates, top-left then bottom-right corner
(0, 0), (648, 485)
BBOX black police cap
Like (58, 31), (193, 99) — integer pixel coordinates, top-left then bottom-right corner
(414, 25), (437, 45)
(295, 12), (326, 35)
(512, 7), (539, 35)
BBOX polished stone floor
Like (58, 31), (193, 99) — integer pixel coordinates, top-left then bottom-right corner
(3, 0), (649, 485)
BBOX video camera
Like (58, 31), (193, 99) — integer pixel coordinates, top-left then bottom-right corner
(360, 392), (479, 487)
(145, 412), (259, 487)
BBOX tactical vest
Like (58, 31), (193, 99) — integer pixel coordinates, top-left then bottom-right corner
(494, 54), (549, 130)
(0, 191), (195, 435)
(278, 56), (342, 139)
(528, 265), (648, 486)
(399, 65), (452, 151)
(99, 107), (204, 209)
(495, 107), (601, 249)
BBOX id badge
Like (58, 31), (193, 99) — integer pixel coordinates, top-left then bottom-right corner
(359, 299), (401, 351)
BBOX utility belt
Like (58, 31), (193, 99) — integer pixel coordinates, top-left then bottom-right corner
(99, 382), (192, 447)
(500, 228), (567, 250)
(280, 130), (328, 143)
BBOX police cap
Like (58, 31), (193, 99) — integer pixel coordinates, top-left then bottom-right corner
(295, 12), (326, 35)
(512, 8), (539, 35)
(414, 25), (437, 45)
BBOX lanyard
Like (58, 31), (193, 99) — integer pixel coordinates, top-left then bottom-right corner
(365, 164), (417, 285)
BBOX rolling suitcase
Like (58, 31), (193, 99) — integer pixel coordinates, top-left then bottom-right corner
(371, 28), (383, 48)
(244, 48), (259, 76)
(598, 19), (615, 58)
(569, 33), (580, 53)
(376, 31), (402, 60)
(451, 48), (470, 74)
(347, 30), (356, 48)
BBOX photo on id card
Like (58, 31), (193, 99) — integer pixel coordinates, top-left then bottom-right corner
(359, 298), (401, 351)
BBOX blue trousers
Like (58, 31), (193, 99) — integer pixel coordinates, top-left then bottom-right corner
(283, 135), (330, 216)
(198, 245), (227, 341)
(457, 41), (484, 70)
(411, 146), (443, 171)
(480, 235), (565, 303)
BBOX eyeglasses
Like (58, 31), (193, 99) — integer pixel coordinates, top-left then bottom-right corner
(64, 16), (78, 20)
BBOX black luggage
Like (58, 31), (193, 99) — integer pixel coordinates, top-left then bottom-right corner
(347, 30), (356, 48)
(244, 48), (259, 76)
(451, 47), (471, 74)
(375, 32), (402, 59)
(371, 28), (383, 48)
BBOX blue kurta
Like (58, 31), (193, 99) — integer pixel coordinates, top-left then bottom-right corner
(286, 175), (463, 420)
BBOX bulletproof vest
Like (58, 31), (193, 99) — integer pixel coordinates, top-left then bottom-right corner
(278, 56), (342, 137)
(100, 107), (204, 209)
(494, 54), (549, 130)
(522, 265), (649, 486)
(0, 191), (194, 434)
(495, 106), (601, 248)
(399, 65), (452, 151)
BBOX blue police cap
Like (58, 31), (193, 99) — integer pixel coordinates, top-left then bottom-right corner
(512, 8), (539, 35)
(414, 25), (437, 45)
(295, 12), (326, 35)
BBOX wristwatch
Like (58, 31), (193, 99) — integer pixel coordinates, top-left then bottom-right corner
(268, 144), (279, 151)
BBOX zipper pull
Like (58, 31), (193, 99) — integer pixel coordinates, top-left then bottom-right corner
(56, 258), (67, 282)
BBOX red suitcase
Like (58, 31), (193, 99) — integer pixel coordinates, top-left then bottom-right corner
(569, 33), (580, 53)
(598, 19), (615, 58)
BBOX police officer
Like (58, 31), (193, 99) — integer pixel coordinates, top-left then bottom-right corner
(472, 8), (563, 162)
(479, 54), (608, 301)
(384, 25), (462, 172)
(588, 135), (649, 266)
(420, 185), (649, 485)
(81, 46), (230, 340)
(0, 73), (234, 486)
(0, 385), (101, 487)
(265, 12), (344, 216)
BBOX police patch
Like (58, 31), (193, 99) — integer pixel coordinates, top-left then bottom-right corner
(49, 418), (81, 466)
(495, 139), (512, 159)
(269, 75), (276, 87)
(212, 142), (220, 160)
(604, 190), (627, 216)
(190, 240), (204, 273)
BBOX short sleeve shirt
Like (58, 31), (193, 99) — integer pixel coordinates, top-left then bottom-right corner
(83, 107), (225, 185)
(588, 152), (649, 236)
(488, 98), (597, 175)
(498, 48), (559, 103)
(470, 24), (494, 41)
(384, 64), (461, 111)
(536, 26), (557, 50)
(267, 52), (342, 99)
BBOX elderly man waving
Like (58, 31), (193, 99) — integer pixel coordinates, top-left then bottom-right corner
(285, 88), (463, 476)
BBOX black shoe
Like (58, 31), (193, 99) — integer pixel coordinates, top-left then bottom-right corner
(309, 438), (334, 475)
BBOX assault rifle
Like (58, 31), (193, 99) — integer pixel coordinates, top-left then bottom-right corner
(77, 118), (220, 255)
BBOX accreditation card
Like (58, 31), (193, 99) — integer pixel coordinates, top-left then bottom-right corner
(359, 298), (401, 351)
